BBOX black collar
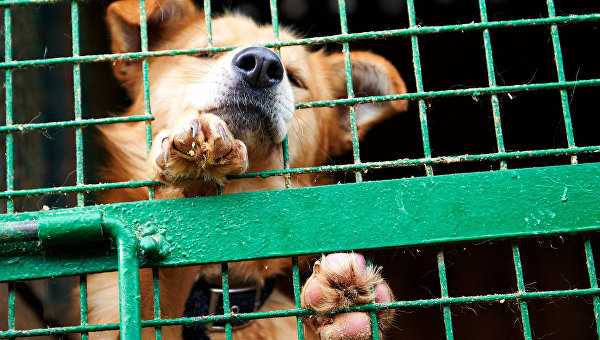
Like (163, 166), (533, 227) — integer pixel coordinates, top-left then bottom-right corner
(182, 277), (277, 339)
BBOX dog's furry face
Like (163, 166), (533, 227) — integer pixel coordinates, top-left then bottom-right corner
(141, 16), (304, 150)
(106, 0), (408, 185)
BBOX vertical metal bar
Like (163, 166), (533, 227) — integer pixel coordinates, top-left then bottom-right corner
(138, 0), (155, 199)
(406, 0), (433, 176)
(291, 257), (305, 340)
(203, 1), (222, 196)
(153, 267), (162, 340)
(546, 0), (577, 165)
(79, 275), (89, 340)
(203, 0), (213, 48)
(583, 237), (600, 338)
(269, 0), (292, 189)
(512, 241), (533, 340)
(364, 257), (380, 340)
(4, 8), (14, 213)
(8, 281), (15, 340)
(116, 235), (142, 340)
(221, 262), (233, 340)
(437, 249), (455, 340)
(71, 1), (85, 206)
(103, 219), (142, 340)
(477, 0), (507, 170)
(337, 0), (362, 182)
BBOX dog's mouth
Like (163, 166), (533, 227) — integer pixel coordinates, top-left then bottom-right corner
(202, 103), (287, 146)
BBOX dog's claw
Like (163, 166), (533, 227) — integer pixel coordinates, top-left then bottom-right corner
(161, 137), (170, 163)
(218, 124), (227, 139)
(191, 119), (199, 139)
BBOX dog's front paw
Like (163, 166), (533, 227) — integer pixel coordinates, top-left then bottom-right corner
(301, 253), (394, 340)
(150, 110), (248, 185)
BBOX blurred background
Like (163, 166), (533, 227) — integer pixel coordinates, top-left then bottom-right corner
(1, 0), (600, 339)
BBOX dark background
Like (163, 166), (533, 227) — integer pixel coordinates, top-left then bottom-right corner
(1, 0), (600, 339)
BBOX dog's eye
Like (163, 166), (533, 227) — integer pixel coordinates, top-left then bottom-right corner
(192, 51), (216, 59)
(287, 72), (307, 89)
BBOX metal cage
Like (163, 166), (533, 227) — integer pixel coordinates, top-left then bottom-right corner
(1, 0), (600, 339)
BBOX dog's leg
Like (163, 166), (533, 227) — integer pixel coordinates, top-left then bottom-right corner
(149, 109), (248, 192)
(300, 253), (394, 340)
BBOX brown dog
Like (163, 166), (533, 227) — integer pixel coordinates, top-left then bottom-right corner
(89, 0), (408, 339)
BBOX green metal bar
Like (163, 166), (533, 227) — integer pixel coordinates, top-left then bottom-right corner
(269, 0), (292, 189)
(221, 262), (233, 339)
(7, 281), (14, 340)
(291, 257), (305, 340)
(584, 237), (600, 338)
(4, 7), (14, 213)
(338, 0), (362, 182)
(152, 267), (162, 340)
(79, 275), (89, 340)
(102, 218), (142, 340)
(0, 115), (153, 133)
(364, 257), (379, 340)
(71, 0), (85, 206)
(546, 0), (577, 165)
(3, 163), (600, 281)
(0, 180), (158, 199)
(2, 14), (600, 68)
(512, 241), (533, 340)
(407, 0), (433, 176)
(4, 286), (600, 338)
(204, 0), (219, 196)
(232, 144), (600, 180)
(0, 143), (598, 199)
(438, 249), (455, 340)
(478, 0), (507, 170)
(0, 279), (597, 339)
(294, 78), (600, 108)
(203, 0), (212, 48)
(0, 324), (121, 338)
(138, 0), (154, 200)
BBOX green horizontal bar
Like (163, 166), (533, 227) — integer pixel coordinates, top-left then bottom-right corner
(295, 78), (600, 110)
(0, 13), (599, 69)
(2, 163), (600, 281)
(1, 286), (598, 338)
(143, 287), (600, 327)
(2, 78), (599, 134)
(0, 0), (72, 5)
(1, 145), (597, 198)
(0, 180), (158, 198)
(0, 115), (153, 133)
(233, 145), (600, 179)
(0, 323), (120, 338)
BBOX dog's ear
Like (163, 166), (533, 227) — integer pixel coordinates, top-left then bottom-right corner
(106, 0), (199, 84)
(325, 51), (409, 156)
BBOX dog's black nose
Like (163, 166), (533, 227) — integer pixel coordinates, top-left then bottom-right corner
(232, 47), (284, 88)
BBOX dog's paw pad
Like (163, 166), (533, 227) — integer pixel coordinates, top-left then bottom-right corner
(301, 253), (394, 340)
(150, 110), (248, 185)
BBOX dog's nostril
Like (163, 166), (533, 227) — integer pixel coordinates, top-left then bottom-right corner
(232, 47), (284, 88)
(266, 62), (283, 81)
(237, 55), (256, 72)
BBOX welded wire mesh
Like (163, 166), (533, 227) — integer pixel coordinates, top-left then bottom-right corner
(1, 0), (600, 339)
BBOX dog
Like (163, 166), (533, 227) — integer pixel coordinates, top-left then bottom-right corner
(88, 0), (408, 338)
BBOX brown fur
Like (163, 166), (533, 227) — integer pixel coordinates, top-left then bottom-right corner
(90, 0), (407, 338)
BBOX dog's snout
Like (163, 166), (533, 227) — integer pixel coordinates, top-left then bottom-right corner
(232, 47), (284, 88)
